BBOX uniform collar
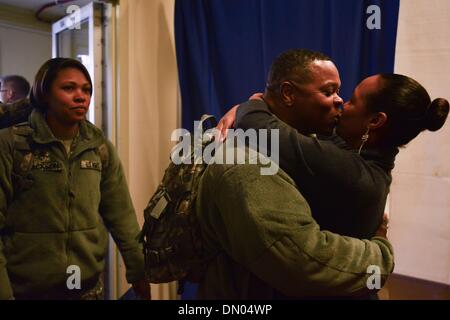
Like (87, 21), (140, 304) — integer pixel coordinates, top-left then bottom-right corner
(29, 109), (100, 147)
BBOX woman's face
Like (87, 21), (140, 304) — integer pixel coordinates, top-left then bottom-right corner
(47, 67), (91, 125)
(336, 75), (381, 148)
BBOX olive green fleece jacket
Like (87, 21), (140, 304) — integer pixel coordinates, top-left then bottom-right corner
(196, 146), (394, 299)
(0, 110), (144, 299)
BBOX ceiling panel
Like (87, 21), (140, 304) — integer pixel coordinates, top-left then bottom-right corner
(0, 0), (93, 22)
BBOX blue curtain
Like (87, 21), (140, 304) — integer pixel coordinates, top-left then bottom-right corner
(175, 0), (399, 130)
(175, 0), (399, 298)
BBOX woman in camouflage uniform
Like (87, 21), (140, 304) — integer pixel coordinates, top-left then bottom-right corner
(0, 58), (149, 300)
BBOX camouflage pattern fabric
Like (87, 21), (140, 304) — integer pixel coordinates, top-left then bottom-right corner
(140, 115), (216, 284)
(78, 277), (104, 300)
(14, 277), (104, 300)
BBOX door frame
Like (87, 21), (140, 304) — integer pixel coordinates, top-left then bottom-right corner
(52, 2), (104, 130)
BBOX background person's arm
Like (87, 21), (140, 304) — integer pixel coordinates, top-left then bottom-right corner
(98, 140), (150, 299)
(0, 212), (13, 300)
(0, 130), (15, 299)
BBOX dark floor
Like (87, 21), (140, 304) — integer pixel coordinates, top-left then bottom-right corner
(378, 273), (450, 300)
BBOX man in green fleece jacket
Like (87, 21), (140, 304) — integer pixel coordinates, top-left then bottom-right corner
(197, 48), (393, 298)
(196, 144), (393, 299)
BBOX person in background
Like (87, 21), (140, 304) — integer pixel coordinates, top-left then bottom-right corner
(0, 75), (30, 103)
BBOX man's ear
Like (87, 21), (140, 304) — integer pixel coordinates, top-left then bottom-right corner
(368, 112), (387, 130)
(279, 81), (296, 107)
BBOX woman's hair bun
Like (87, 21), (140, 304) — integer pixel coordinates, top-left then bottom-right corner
(424, 98), (449, 131)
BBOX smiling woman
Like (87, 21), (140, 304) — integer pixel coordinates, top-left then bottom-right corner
(0, 58), (150, 300)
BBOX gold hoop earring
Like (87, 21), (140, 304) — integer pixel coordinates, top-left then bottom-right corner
(358, 127), (370, 154)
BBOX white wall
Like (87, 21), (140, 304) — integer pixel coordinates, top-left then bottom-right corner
(118, 0), (179, 299)
(391, 0), (450, 284)
(0, 24), (51, 83)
